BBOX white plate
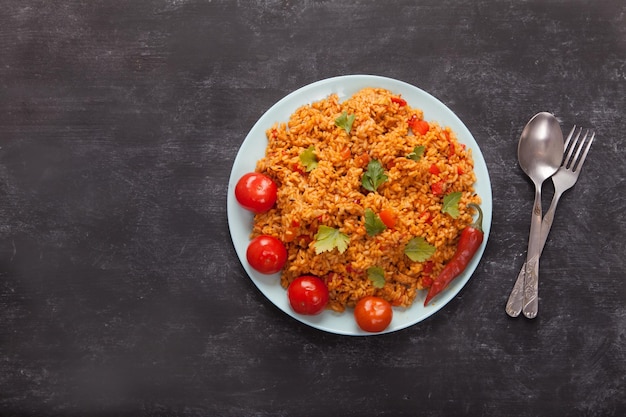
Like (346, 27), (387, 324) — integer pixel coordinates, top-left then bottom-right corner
(227, 75), (492, 336)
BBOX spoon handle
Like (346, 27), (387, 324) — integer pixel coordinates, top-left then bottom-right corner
(505, 265), (525, 317)
(506, 189), (564, 317)
(522, 187), (544, 318)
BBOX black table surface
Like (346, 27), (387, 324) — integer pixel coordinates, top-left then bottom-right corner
(1, 1), (625, 416)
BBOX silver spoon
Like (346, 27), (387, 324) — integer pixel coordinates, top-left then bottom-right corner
(507, 112), (563, 318)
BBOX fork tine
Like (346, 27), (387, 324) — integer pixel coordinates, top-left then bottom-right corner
(570, 130), (589, 171)
(572, 130), (595, 172)
(563, 127), (583, 169)
(563, 125), (576, 155)
(561, 126), (576, 166)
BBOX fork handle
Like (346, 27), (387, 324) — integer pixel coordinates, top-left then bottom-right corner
(506, 190), (564, 317)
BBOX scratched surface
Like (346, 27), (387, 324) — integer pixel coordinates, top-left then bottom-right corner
(1, 1), (625, 416)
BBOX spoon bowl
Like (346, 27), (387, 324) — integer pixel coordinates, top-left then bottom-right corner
(518, 113), (565, 184)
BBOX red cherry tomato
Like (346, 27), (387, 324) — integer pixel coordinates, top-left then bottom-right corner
(354, 296), (393, 332)
(246, 235), (287, 274)
(287, 275), (329, 315)
(235, 172), (278, 214)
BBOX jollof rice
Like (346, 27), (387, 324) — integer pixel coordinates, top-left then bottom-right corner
(252, 88), (481, 312)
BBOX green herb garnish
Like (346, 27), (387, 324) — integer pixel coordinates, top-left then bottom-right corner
(364, 208), (387, 236)
(442, 191), (462, 219)
(314, 225), (350, 254)
(404, 237), (436, 262)
(407, 145), (425, 161)
(361, 159), (388, 192)
(367, 266), (386, 289)
(299, 145), (318, 172)
(335, 111), (356, 134)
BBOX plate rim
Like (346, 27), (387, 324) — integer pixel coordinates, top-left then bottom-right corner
(227, 74), (492, 336)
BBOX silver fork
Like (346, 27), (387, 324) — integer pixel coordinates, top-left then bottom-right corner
(506, 126), (596, 318)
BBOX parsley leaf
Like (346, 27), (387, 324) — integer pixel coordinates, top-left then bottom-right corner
(364, 208), (387, 236)
(314, 225), (350, 255)
(442, 191), (462, 219)
(335, 111), (356, 134)
(362, 159), (388, 192)
(407, 145), (425, 161)
(367, 266), (386, 289)
(299, 145), (318, 172)
(404, 237), (436, 262)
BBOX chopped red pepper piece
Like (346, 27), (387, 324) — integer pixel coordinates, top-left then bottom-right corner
(431, 181), (444, 196)
(354, 153), (370, 168)
(429, 164), (440, 175)
(417, 121), (430, 135)
(297, 234), (313, 245)
(391, 97), (407, 107)
(284, 229), (297, 242)
(379, 209), (397, 229)
(420, 211), (433, 224)
(292, 162), (305, 175)
(407, 115), (430, 135)
(421, 276), (434, 288)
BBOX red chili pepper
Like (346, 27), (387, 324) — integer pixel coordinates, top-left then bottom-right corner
(424, 203), (484, 306)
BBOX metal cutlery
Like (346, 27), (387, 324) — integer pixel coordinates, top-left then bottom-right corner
(506, 126), (596, 318)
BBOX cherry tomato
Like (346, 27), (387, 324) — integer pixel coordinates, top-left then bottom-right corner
(235, 172), (278, 214)
(354, 296), (393, 332)
(287, 275), (329, 315)
(246, 235), (287, 274)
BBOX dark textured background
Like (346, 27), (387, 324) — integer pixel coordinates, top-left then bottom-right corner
(1, 1), (625, 416)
